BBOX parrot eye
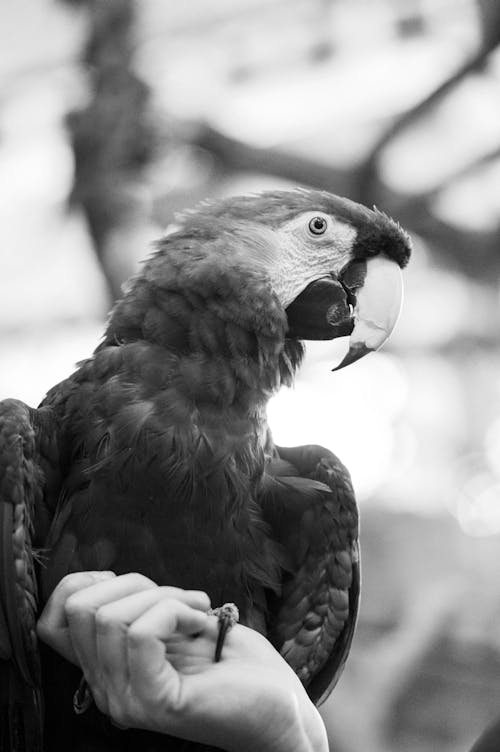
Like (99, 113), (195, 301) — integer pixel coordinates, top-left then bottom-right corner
(308, 216), (328, 236)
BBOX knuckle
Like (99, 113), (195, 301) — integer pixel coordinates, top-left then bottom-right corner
(64, 592), (86, 620)
(158, 585), (183, 598)
(57, 573), (77, 591)
(58, 572), (95, 596)
(186, 590), (211, 609)
(121, 572), (157, 590)
(126, 623), (146, 649)
(94, 605), (117, 634)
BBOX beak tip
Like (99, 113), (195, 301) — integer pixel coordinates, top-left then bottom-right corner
(332, 344), (374, 372)
(332, 256), (404, 372)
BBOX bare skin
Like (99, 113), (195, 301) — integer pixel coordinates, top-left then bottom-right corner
(37, 572), (329, 752)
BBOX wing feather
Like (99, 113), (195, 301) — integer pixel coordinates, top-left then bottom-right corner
(260, 443), (360, 705)
(0, 399), (60, 751)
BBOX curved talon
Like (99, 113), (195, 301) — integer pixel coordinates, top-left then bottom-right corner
(207, 603), (239, 662)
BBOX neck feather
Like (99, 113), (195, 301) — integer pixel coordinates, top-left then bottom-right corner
(98, 247), (304, 408)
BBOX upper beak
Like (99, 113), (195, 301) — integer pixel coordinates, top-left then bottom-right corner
(333, 256), (403, 371)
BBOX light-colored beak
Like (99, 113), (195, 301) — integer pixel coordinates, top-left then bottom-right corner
(333, 256), (403, 371)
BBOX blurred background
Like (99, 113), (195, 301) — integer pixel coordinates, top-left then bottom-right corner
(1, 0), (500, 749)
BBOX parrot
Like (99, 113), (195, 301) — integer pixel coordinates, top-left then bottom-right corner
(0, 189), (411, 752)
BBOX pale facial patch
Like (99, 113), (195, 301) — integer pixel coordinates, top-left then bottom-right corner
(270, 212), (358, 308)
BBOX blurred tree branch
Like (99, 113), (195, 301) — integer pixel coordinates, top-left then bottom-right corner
(358, 0), (500, 205)
(62, 0), (500, 296)
(188, 116), (500, 278)
(190, 1), (500, 280)
(63, 0), (157, 300)
(190, 123), (356, 195)
(189, 2), (500, 280)
(413, 146), (500, 201)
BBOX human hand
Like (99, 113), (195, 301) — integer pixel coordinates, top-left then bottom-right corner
(37, 572), (328, 752)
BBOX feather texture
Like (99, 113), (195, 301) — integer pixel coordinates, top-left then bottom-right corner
(261, 444), (359, 705)
(0, 189), (411, 750)
(0, 400), (56, 752)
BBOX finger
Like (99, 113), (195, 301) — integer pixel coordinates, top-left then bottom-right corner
(65, 573), (159, 675)
(94, 588), (208, 686)
(168, 589), (211, 612)
(76, 584), (209, 679)
(92, 590), (210, 724)
(127, 599), (208, 704)
(96, 587), (210, 642)
(37, 571), (116, 663)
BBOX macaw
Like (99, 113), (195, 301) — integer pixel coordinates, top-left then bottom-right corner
(0, 189), (411, 751)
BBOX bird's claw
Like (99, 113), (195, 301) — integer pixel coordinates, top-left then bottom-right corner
(207, 602), (239, 662)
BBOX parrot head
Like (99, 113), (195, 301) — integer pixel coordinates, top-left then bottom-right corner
(171, 189), (411, 371)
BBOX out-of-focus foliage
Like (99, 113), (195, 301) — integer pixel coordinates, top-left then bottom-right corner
(1, 1), (500, 750)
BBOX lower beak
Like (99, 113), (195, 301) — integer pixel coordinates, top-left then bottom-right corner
(333, 256), (403, 371)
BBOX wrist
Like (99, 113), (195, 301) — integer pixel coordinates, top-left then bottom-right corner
(225, 685), (328, 752)
(271, 693), (328, 752)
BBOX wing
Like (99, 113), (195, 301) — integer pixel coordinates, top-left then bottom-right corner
(259, 443), (360, 706)
(0, 399), (61, 752)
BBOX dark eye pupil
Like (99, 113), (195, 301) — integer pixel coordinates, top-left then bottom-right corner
(309, 217), (327, 235)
